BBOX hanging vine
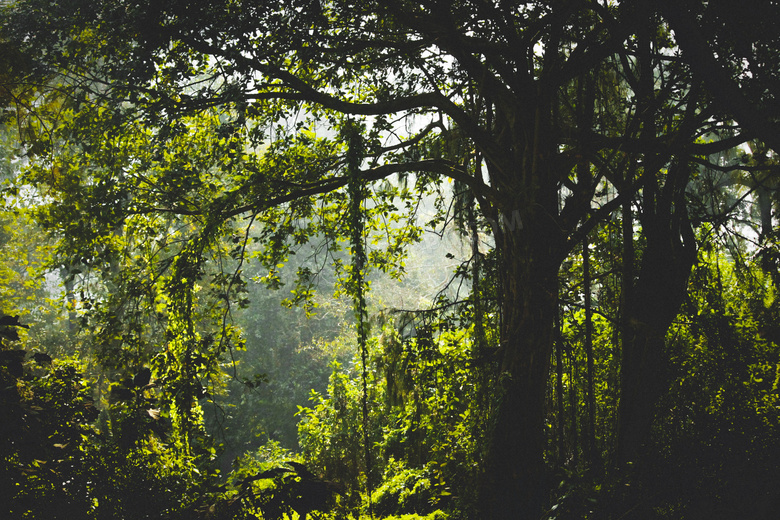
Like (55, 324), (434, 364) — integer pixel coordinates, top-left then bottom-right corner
(153, 205), (231, 458)
(344, 119), (373, 515)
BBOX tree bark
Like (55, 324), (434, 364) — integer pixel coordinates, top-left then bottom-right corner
(477, 198), (565, 520)
(583, 231), (598, 469)
(615, 6), (699, 468)
(616, 184), (696, 466)
(555, 303), (566, 464)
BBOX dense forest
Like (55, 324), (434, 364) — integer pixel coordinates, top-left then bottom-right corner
(2, 0), (780, 518)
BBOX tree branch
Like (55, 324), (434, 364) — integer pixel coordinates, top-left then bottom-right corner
(660, 1), (780, 153)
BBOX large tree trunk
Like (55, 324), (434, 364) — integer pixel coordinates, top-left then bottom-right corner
(477, 200), (564, 520)
(616, 195), (696, 467)
(474, 81), (568, 519)
(615, 13), (699, 462)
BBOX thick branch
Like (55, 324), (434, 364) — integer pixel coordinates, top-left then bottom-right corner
(130, 159), (498, 219)
(660, 1), (780, 153)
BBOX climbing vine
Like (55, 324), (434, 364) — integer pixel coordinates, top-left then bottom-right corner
(344, 119), (373, 515)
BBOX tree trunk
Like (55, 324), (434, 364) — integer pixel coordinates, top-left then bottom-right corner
(477, 207), (564, 520)
(583, 231), (598, 469)
(616, 206), (696, 467)
(555, 304), (566, 464)
(475, 83), (568, 520)
(615, 9), (699, 465)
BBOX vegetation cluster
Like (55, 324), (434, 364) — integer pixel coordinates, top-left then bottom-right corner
(2, 1), (780, 519)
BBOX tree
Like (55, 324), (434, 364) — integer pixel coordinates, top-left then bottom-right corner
(2, 1), (774, 518)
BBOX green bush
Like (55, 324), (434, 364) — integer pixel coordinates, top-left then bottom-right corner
(371, 460), (446, 517)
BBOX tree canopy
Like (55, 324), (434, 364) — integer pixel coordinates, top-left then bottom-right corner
(2, 1), (780, 519)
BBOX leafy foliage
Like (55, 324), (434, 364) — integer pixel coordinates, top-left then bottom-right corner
(0, 313), (219, 519)
(3, 0), (780, 519)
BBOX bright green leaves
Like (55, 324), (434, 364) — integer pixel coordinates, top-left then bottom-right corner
(297, 321), (484, 517)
